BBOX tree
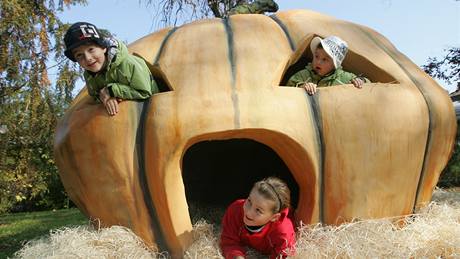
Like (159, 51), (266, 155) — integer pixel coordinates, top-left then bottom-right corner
(145, 0), (278, 26)
(423, 46), (460, 187)
(0, 0), (86, 213)
(422, 47), (460, 93)
(438, 122), (460, 187)
(422, 0), (459, 187)
(0, 0), (279, 214)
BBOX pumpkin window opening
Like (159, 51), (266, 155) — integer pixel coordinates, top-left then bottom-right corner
(152, 73), (171, 93)
(133, 53), (172, 92)
(279, 44), (398, 86)
(182, 139), (299, 225)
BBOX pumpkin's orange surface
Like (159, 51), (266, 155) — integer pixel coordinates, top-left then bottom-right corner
(54, 10), (456, 256)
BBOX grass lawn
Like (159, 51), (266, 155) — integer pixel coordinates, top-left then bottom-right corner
(0, 208), (87, 258)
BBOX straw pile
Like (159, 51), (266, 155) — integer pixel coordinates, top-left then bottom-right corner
(293, 202), (460, 258)
(13, 225), (167, 259)
(13, 189), (460, 259)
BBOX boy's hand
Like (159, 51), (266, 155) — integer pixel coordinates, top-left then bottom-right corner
(99, 87), (111, 104)
(103, 98), (119, 116)
(351, 77), (364, 89)
(302, 82), (318, 95)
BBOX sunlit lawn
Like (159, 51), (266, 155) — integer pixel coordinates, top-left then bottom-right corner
(0, 208), (87, 258)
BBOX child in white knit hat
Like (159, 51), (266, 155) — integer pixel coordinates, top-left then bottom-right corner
(287, 35), (369, 95)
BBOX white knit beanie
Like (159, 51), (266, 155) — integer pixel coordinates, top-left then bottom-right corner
(310, 36), (348, 69)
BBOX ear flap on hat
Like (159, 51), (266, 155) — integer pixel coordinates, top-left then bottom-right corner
(309, 36), (323, 56)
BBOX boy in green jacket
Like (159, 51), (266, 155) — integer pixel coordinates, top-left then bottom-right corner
(287, 35), (369, 95)
(64, 22), (159, 116)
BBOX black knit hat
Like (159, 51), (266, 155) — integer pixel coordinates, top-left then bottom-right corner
(64, 22), (107, 62)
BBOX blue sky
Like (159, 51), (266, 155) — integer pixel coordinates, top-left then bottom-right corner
(59, 0), (460, 92)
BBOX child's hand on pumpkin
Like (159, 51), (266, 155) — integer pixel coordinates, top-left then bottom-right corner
(103, 98), (119, 116)
(351, 77), (365, 89)
(302, 82), (318, 95)
(99, 87), (111, 104)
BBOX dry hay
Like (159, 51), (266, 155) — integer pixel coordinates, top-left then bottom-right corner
(13, 194), (460, 259)
(432, 187), (460, 204)
(293, 202), (460, 258)
(13, 225), (167, 259)
(184, 201), (460, 259)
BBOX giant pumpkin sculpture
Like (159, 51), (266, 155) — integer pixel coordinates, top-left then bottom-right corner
(54, 9), (456, 257)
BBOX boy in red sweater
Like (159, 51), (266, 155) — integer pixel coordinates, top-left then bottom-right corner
(220, 177), (296, 259)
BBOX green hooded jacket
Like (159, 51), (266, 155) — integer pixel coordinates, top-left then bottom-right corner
(286, 63), (369, 87)
(84, 39), (159, 100)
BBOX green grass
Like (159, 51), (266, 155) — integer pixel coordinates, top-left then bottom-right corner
(0, 208), (87, 258)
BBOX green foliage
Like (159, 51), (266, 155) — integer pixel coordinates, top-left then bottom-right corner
(0, 0), (278, 214)
(145, 0), (259, 26)
(228, 0), (278, 15)
(423, 46), (460, 187)
(422, 47), (460, 91)
(0, 208), (87, 258)
(439, 119), (460, 187)
(0, 0), (85, 213)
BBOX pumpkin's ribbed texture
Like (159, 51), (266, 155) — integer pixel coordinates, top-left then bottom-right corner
(54, 10), (456, 257)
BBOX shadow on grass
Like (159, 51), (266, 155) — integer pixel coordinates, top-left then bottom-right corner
(0, 208), (87, 258)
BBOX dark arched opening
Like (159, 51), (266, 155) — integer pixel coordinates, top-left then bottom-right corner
(182, 139), (299, 224)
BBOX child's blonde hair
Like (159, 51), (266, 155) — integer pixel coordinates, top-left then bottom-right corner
(253, 177), (291, 213)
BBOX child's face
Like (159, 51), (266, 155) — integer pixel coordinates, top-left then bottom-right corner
(243, 189), (280, 226)
(72, 43), (107, 73)
(312, 47), (335, 76)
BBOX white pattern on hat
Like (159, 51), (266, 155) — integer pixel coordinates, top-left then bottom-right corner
(79, 24), (100, 39)
(310, 36), (348, 69)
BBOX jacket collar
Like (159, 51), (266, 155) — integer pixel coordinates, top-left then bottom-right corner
(306, 63), (343, 83)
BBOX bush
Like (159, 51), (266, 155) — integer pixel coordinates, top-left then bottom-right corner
(438, 119), (460, 187)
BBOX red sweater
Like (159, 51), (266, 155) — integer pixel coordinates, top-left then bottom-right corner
(220, 199), (296, 259)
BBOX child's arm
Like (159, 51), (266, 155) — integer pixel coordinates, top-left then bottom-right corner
(269, 232), (296, 259)
(86, 84), (99, 99)
(107, 57), (157, 100)
(100, 87), (119, 116)
(286, 69), (312, 87)
(220, 203), (247, 259)
(268, 214), (296, 259)
(84, 74), (115, 103)
(287, 69), (318, 94)
(220, 220), (246, 258)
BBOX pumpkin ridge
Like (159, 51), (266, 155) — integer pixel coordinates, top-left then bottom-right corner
(223, 18), (240, 129)
(136, 99), (168, 251)
(307, 92), (325, 222)
(53, 10), (457, 255)
(356, 27), (433, 214)
(153, 26), (178, 66)
(270, 14), (296, 51)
